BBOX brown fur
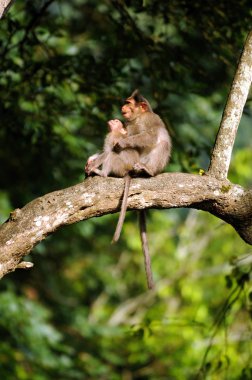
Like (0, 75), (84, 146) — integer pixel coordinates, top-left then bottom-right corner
(85, 122), (139, 177)
(123, 111), (172, 176)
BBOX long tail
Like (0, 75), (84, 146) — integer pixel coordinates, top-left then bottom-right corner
(139, 210), (154, 289)
(112, 175), (131, 243)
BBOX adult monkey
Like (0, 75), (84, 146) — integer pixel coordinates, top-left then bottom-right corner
(114, 90), (171, 289)
(115, 90), (171, 177)
(112, 90), (171, 240)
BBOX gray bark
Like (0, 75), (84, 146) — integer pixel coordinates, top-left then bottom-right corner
(0, 0), (15, 19)
(207, 31), (252, 179)
(0, 174), (252, 278)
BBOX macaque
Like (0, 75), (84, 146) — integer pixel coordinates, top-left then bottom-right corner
(112, 89), (171, 239)
(85, 119), (139, 177)
(112, 89), (171, 289)
(114, 89), (171, 177)
(85, 120), (138, 256)
(85, 90), (171, 289)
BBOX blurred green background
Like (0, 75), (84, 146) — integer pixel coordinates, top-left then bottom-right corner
(0, 1), (252, 379)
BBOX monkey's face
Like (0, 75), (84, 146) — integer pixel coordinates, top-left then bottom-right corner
(121, 99), (142, 121)
(108, 119), (124, 132)
(121, 100), (134, 120)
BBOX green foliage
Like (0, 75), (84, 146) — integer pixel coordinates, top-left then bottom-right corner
(1, 1), (252, 379)
(0, 290), (72, 379)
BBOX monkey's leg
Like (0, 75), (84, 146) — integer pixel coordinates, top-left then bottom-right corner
(135, 141), (170, 177)
(139, 210), (154, 289)
(90, 153), (114, 177)
(132, 162), (154, 177)
(91, 168), (107, 177)
(112, 175), (131, 243)
(85, 153), (106, 176)
(106, 153), (130, 177)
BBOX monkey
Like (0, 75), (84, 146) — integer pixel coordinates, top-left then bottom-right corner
(85, 120), (139, 277)
(85, 119), (139, 177)
(112, 90), (171, 238)
(114, 89), (171, 177)
(85, 119), (125, 176)
(112, 90), (172, 289)
(85, 119), (126, 176)
(85, 90), (171, 289)
(85, 118), (139, 246)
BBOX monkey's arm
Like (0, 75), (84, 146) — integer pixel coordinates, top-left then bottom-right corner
(116, 112), (165, 151)
(115, 132), (154, 151)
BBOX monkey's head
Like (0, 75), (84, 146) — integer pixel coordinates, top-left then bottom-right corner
(121, 89), (152, 121)
(107, 119), (126, 134)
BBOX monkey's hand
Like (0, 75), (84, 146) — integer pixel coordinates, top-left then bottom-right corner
(113, 138), (128, 153)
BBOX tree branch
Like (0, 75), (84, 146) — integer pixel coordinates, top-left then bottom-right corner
(1, 30), (252, 279)
(0, 0), (15, 19)
(207, 31), (252, 180)
(1, 173), (252, 278)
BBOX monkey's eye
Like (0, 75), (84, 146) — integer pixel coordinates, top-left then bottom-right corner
(122, 99), (131, 105)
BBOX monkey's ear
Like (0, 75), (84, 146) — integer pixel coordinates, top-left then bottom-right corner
(130, 89), (140, 99)
(140, 102), (149, 111)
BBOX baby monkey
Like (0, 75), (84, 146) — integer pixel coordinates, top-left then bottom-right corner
(85, 119), (139, 177)
(85, 120), (139, 263)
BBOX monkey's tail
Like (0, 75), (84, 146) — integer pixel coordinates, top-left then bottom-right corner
(112, 175), (131, 243)
(139, 210), (154, 290)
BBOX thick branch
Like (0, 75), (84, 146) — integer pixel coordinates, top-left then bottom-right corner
(1, 173), (252, 278)
(207, 31), (252, 180)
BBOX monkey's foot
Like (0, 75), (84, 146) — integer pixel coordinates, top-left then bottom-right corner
(130, 163), (153, 177)
(85, 168), (101, 177)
